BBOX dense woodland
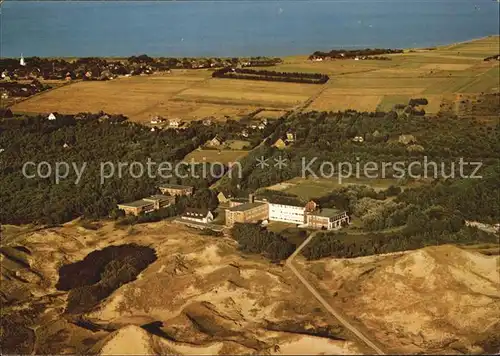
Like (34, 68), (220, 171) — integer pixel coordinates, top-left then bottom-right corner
(231, 223), (295, 261)
(301, 225), (498, 260)
(212, 68), (329, 84)
(56, 244), (157, 313)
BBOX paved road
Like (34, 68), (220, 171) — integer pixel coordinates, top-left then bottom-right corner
(286, 232), (386, 355)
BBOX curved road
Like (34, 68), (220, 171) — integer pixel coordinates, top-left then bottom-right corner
(285, 232), (386, 355)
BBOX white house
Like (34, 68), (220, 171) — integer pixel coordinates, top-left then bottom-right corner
(47, 113), (57, 121)
(181, 208), (214, 224)
(268, 203), (306, 224)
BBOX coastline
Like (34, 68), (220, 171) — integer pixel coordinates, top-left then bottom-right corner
(1, 35), (498, 61)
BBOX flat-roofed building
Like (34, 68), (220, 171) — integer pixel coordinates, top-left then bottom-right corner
(118, 195), (175, 216)
(158, 184), (194, 196)
(268, 202), (306, 224)
(225, 201), (269, 227)
(306, 208), (349, 230)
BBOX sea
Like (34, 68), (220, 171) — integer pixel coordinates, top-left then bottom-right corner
(1, 0), (499, 58)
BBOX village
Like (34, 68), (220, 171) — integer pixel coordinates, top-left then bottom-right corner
(0, 55), (283, 106)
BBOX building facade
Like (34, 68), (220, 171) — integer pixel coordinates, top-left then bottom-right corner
(118, 195), (175, 216)
(306, 209), (349, 230)
(268, 203), (306, 224)
(225, 202), (269, 227)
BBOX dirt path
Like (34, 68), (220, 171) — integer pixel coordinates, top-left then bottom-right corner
(285, 232), (386, 355)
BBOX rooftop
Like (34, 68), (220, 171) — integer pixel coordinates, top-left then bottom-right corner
(227, 202), (266, 212)
(144, 194), (175, 202)
(230, 197), (250, 203)
(183, 208), (210, 217)
(118, 199), (152, 208)
(159, 184), (193, 190)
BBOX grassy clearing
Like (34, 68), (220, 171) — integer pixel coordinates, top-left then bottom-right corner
(183, 149), (249, 164)
(224, 140), (251, 150)
(264, 176), (405, 201)
(254, 110), (288, 119)
(376, 95), (411, 111)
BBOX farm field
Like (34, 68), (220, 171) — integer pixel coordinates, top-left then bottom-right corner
(254, 109), (288, 119)
(10, 36), (500, 120)
(308, 90), (382, 112)
(173, 78), (319, 108)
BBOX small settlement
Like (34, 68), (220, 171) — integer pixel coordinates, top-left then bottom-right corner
(117, 185), (349, 232)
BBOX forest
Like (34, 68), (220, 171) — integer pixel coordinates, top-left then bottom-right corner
(301, 225), (498, 260)
(0, 112), (256, 225)
(231, 223), (296, 261)
(56, 244), (157, 313)
(212, 68), (329, 84)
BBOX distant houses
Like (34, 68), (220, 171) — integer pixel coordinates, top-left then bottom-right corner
(168, 119), (183, 129)
(273, 138), (288, 149)
(398, 134), (417, 145)
(150, 116), (166, 125)
(273, 131), (295, 149)
(206, 135), (224, 147)
(273, 138), (288, 150)
(47, 113), (57, 121)
(158, 184), (194, 196)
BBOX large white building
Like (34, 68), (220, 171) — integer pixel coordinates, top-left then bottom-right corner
(268, 202), (306, 224)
